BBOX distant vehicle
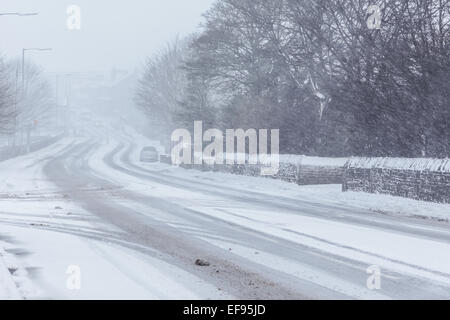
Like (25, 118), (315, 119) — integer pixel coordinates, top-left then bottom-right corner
(140, 146), (159, 163)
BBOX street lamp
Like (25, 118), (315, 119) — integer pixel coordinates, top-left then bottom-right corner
(0, 12), (38, 16)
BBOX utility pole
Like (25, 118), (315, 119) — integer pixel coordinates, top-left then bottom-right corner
(63, 74), (73, 136)
(55, 75), (59, 130)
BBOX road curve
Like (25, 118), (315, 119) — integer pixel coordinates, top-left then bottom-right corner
(41, 129), (450, 300)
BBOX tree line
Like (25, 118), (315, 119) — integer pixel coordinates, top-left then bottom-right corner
(137, 0), (450, 157)
(0, 55), (52, 143)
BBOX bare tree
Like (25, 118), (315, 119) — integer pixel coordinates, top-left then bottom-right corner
(135, 37), (191, 134)
(0, 56), (16, 134)
(18, 61), (52, 130)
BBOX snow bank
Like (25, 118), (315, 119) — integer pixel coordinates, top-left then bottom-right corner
(0, 245), (21, 299)
(0, 135), (63, 163)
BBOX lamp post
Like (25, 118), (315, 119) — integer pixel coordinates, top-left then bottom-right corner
(63, 74), (73, 135)
(0, 12), (38, 16)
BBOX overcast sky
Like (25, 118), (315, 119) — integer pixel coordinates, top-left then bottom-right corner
(1, 0), (214, 73)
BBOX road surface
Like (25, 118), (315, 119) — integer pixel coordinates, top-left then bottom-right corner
(1, 126), (449, 299)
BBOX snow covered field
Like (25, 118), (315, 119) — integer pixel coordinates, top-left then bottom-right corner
(0, 127), (449, 300)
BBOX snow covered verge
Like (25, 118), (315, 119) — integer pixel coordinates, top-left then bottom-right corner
(158, 165), (450, 223)
(0, 240), (40, 299)
(0, 135), (63, 163)
(0, 245), (22, 299)
(344, 157), (450, 204)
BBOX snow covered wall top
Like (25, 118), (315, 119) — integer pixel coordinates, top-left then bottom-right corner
(345, 157), (450, 172)
(196, 153), (348, 167)
(279, 155), (348, 167)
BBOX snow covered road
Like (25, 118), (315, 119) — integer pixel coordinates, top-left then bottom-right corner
(1, 127), (450, 299)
